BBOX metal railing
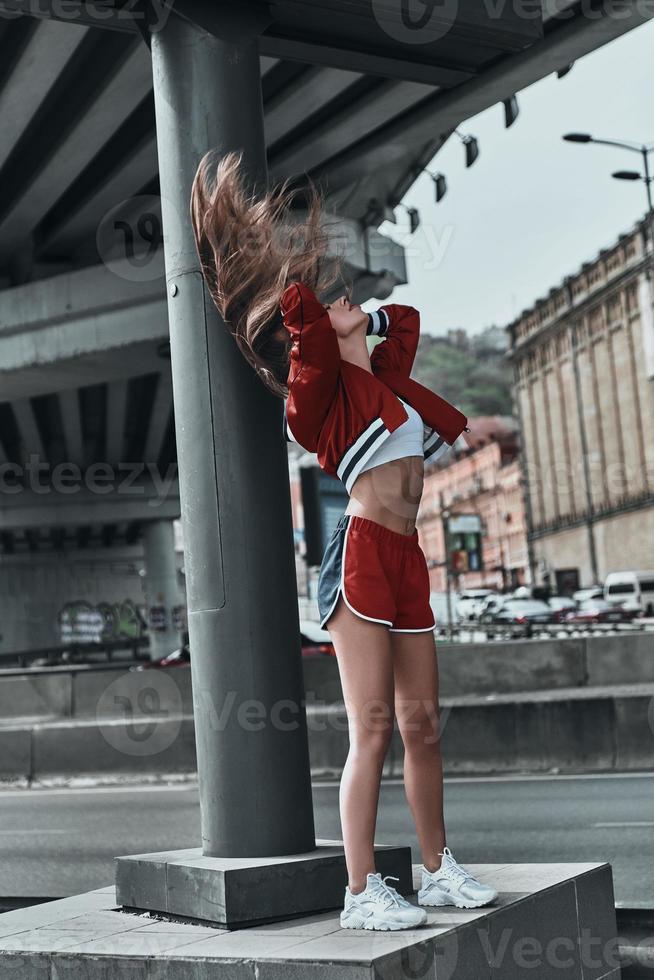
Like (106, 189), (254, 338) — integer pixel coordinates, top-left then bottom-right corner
(434, 619), (654, 642)
(0, 637), (150, 671)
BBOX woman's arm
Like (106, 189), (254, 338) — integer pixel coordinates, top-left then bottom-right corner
(281, 282), (341, 450)
(368, 304), (420, 377)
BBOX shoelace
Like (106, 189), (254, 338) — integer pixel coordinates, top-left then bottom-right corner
(367, 873), (404, 909)
(438, 847), (475, 887)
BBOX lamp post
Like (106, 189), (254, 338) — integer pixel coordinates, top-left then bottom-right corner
(439, 493), (453, 637)
(562, 132), (654, 260)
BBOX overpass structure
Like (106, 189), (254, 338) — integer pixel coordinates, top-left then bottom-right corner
(0, 0), (652, 909)
(0, 1), (649, 553)
(0, 1), (649, 644)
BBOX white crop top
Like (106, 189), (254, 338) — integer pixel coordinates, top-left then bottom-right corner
(358, 398), (424, 475)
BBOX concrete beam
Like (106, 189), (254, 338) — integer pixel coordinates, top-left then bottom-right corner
(44, 137), (159, 256)
(0, 212), (403, 398)
(327, 217), (407, 294)
(0, 255), (165, 337)
(270, 78), (436, 179)
(319, 6), (654, 194)
(0, 483), (180, 530)
(0, 44), (153, 265)
(59, 389), (84, 467)
(142, 370), (173, 469)
(0, 259), (169, 399)
(105, 380), (129, 464)
(264, 66), (361, 147)
(12, 398), (45, 463)
(0, 20), (89, 173)
(0, 343), (168, 404)
(259, 35), (469, 87)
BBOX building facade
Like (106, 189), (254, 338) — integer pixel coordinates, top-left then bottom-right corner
(506, 216), (654, 592)
(417, 418), (530, 593)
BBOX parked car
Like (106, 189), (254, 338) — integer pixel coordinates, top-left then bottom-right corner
(565, 599), (636, 625)
(604, 570), (654, 617)
(481, 598), (556, 626)
(299, 619), (335, 656)
(547, 595), (577, 621)
(135, 643), (190, 670)
(477, 593), (507, 621)
(572, 586), (604, 605)
(134, 620), (334, 670)
(456, 589), (496, 622)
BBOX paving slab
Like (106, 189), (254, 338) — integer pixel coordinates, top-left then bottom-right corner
(0, 862), (619, 980)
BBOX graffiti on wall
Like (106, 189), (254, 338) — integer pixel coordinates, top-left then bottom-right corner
(58, 599), (147, 644)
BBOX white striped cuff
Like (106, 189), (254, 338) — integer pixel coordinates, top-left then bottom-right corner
(366, 309), (390, 336)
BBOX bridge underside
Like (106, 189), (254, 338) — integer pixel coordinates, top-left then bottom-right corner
(0, 0), (652, 551)
(0, 0), (650, 284)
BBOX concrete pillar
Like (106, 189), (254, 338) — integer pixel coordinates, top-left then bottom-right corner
(150, 11), (315, 857)
(142, 520), (182, 661)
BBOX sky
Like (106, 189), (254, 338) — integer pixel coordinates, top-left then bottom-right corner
(369, 17), (654, 337)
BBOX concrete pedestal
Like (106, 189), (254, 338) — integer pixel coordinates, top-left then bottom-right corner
(115, 840), (413, 928)
(0, 863), (620, 980)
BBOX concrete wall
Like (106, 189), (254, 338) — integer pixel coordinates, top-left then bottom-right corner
(304, 633), (654, 701)
(3, 685), (652, 781)
(2, 632), (654, 781)
(2, 632), (653, 725)
(0, 550), (147, 652)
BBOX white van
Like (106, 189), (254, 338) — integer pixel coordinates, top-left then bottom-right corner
(456, 589), (496, 623)
(604, 571), (654, 617)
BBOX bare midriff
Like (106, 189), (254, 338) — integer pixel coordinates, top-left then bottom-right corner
(344, 455), (424, 536)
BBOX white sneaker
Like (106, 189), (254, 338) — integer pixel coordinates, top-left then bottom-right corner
(340, 872), (428, 931)
(418, 847), (497, 909)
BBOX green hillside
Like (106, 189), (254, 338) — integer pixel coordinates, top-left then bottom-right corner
(410, 324), (514, 418)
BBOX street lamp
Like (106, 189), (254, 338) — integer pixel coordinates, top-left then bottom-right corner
(562, 132), (654, 213)
(455, 130), (480, 168)
(503, 95), (519, 129)
(396, 203), (420, 234)
(420, 169), (447, 203)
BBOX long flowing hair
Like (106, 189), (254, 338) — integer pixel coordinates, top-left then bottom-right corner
(190, 151), (342, 398)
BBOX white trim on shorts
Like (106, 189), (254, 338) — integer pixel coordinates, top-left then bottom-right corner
(321, 517), (393, 629)
(389, 625), (436, 633)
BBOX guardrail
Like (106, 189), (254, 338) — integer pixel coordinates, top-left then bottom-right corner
(0, 637), (150, 671)
(1, 620), (652, 670)
(434, 619), (654, 642)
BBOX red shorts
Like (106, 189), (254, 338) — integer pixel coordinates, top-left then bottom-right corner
(318, 514), (436, 632)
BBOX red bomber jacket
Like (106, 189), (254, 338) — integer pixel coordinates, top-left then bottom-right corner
(280, 282), (468, 494)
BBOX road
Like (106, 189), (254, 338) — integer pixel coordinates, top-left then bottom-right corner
(0, 772), (651, 908)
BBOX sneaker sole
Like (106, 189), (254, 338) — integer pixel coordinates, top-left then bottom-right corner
(340, 912), (427, 931)
(418, 890), (497, 910)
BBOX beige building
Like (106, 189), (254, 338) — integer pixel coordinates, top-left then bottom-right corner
(506, 215), (654, 592)
(417, 417), (529, 593)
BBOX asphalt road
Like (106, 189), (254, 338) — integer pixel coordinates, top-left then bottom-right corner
(0, 772), (651, 908)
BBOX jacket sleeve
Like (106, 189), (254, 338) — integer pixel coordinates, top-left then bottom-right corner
(281, 282), (341, 451)
(368, 304), (420, 377)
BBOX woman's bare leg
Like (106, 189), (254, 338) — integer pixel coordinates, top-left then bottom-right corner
(391, 630), (446, 872)
(326, 596), (395, 894)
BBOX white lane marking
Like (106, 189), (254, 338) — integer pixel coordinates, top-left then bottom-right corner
(312, 771), (654, 787)
(0, 829), (70, 834)
(592, 821), (654, 828)
(1, 771), (653, 798)
(0, 783), (199, 798)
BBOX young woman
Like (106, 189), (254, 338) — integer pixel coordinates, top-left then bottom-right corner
(191, 151), (498, 932)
